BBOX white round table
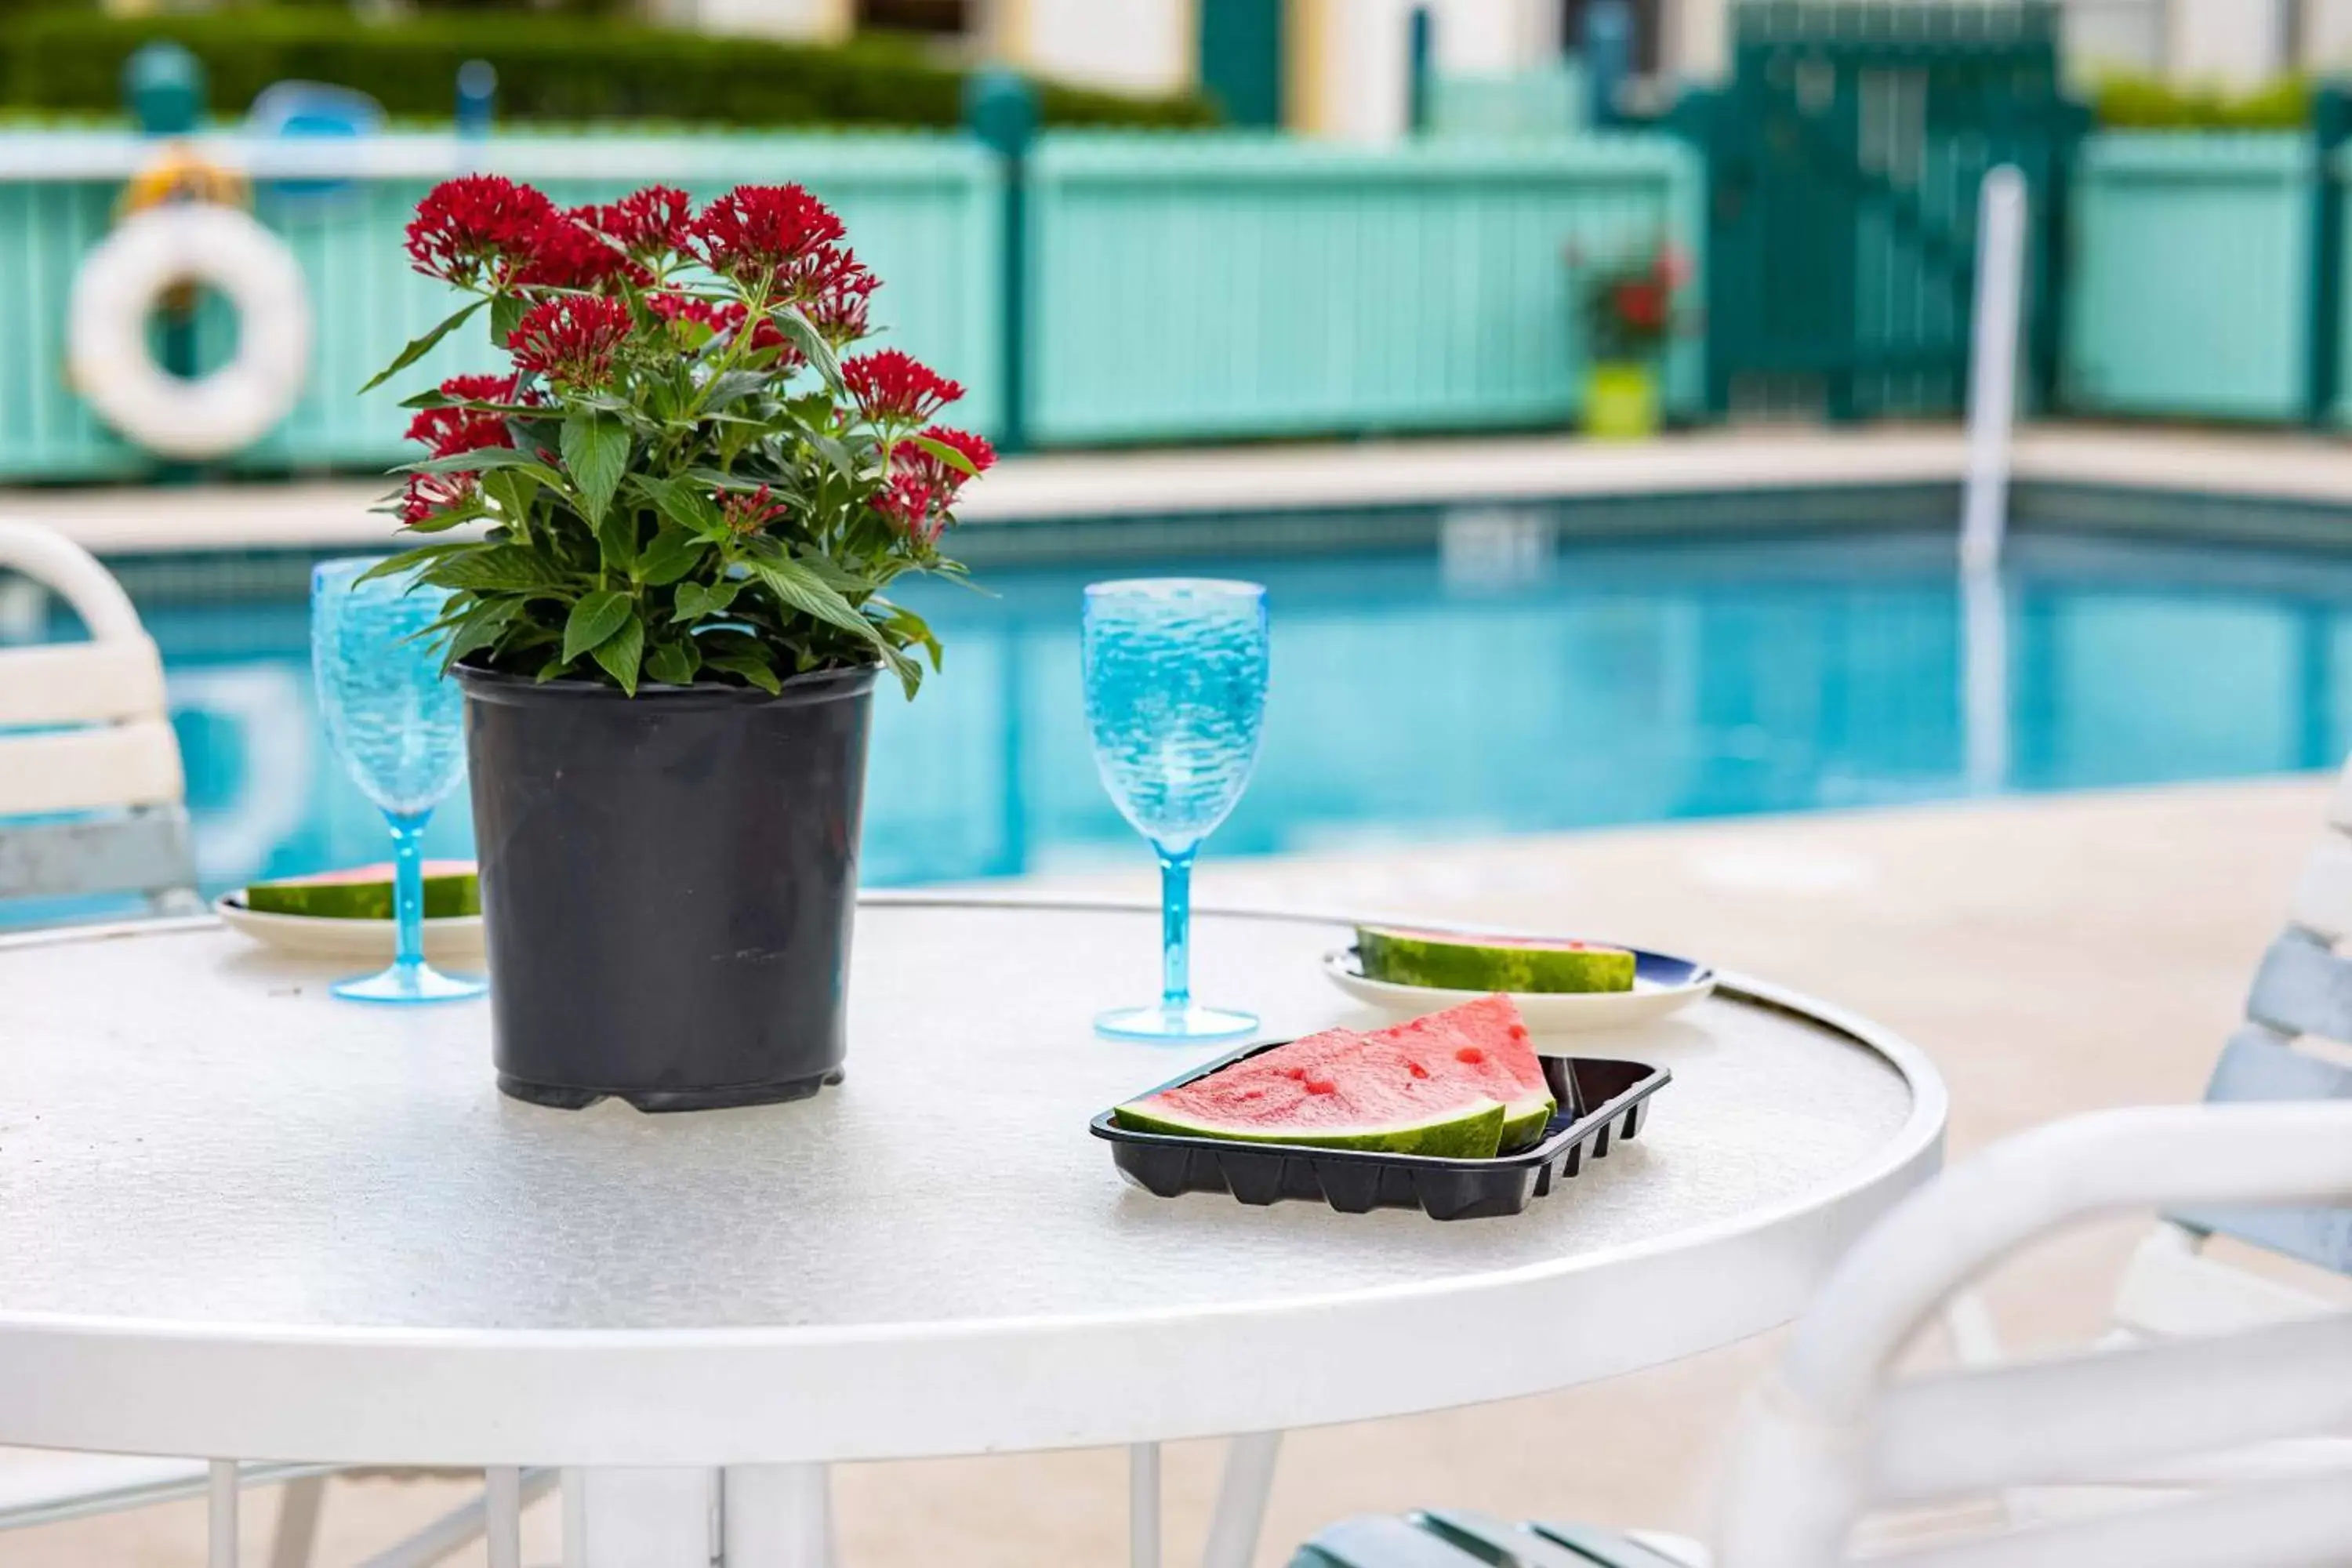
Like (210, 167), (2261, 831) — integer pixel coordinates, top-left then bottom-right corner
(0, 896), (1945, 1567)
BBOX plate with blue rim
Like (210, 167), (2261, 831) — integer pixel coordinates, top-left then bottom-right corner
(1319, 944), (1715, 1033)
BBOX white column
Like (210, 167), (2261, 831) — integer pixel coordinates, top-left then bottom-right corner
(562, 1468), (717, 1568)
(1012, 0), (1192, 94)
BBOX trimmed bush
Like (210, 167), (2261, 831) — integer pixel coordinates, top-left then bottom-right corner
(0, 8), (1218, 129)
(2092, 74), (2310, 131)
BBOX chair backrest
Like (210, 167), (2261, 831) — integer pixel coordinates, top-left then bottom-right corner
(0, 522), (194, 910)
(2090, 757), (2352, 1341)
(1715, 1103), (2352, 1568)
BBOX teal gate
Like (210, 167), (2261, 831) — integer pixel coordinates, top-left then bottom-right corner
(1679, 2), (2084, 419)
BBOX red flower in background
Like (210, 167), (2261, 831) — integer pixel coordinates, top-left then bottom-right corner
(1613, 279), (1668, 332)
(691, 184), (847, 285)
(1655, 246), (1691, 289)
(593, 185), (694, 260)
(844, 350), (961, 423)
(804, 260), (879, 347)
(507, 295), (634, 386)
(875, 471), (941, 543)
(403, 372), (521, 457)
(899, 424), (994, 499)
(719, 484), (789, 535)
(404, 175), (557, 288)
(515, 209), (644, 292)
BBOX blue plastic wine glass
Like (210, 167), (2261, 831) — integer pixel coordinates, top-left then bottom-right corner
(310, 557), (486, 1004)
(1082, 579), (1270, 1043)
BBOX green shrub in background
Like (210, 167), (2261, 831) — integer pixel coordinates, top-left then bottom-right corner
(2092, 73), (2311, 131)
(0, 7), (1218, 129)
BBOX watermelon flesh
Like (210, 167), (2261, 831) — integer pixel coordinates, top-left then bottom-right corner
(1112, 995), (1556, 1159)
(245, 862), (480, 921)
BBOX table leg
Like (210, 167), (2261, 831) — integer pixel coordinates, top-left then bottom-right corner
(721, 1463), (833, 1566)
(208, 1459), (238, 1568)
(1198, 1432), (1282, 1568)
(562, 1467), (717, 1568)
(1131, 1443), (1161, 1568)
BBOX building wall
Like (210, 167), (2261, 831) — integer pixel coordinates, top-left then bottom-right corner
(1001, 0), (1196, 94)
(677, 0), (851, 40)
(1292, 0), (1557, 141)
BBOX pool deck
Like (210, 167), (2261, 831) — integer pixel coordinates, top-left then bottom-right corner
(10, 420), (2352, 555)
(11, 772), (2346, 1566)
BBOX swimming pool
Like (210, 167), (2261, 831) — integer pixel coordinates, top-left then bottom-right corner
(31, 522), (2352, 900)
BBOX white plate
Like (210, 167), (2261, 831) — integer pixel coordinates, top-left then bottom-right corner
(1320, 946), (1715, 1033)
(216, 893), (487, 964)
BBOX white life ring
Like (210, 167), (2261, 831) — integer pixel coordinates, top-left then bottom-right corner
(67, 204), (312, 460)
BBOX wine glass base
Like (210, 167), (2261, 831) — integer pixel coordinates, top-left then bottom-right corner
(332, 961), (488, 1005)
(1094, 1002), (1260, 1044)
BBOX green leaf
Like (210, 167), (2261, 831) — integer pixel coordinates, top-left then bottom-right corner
(627, 473), (725, 540)
(873, 597), (944, 672)
(591, 608), (645, 695)
(906, 432), (981, 478)
(700, 644), (782, 695)
(491, 292), (529, 347)
(561, 412), (630, 526)
(357, 542), (481, 587)
(770, 305), (843, 389)
(671, 579), (742, 623)
(479, 466), (543, 528)
(804, 427), (859, 483)
(746, 557), (920, 698)
(359, 299), (485, 394)
(644, 637), (702, 688)
(423, 546), (576, 593)
(636, 527), (706, 587)
(593, 507), (640, 575)
(441, 597), (521, 670)
(563, 589), (635, 662)
(403, 447), (568, 480)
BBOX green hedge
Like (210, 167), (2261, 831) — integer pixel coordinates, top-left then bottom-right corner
(0, 9), (1218, 129)
(2092, 74), (2310, 131)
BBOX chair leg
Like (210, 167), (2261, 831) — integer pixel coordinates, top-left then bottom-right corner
(209, 1460), (238, 1568)
(1131, 1443), (1161, 1568)
(1200, 1432), (1282, 1568)
(268, 1474), (328, 1568)
(720, 1464), (831, 1568)
(486, 1468), (523, 1568)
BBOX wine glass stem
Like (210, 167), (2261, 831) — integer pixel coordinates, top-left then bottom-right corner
(1157, 846), (1195, 1013)
(388, 808), (432, 976)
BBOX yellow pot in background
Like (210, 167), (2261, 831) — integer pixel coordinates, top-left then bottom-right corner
(1584, 361), (1661, 440)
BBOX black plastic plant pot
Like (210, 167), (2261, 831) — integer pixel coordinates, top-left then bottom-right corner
(456, 661), (879, 1112)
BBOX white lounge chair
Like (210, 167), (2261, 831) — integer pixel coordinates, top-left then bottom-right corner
(0, 520), (198, 916)
(1293, 1100), (2352, 1568)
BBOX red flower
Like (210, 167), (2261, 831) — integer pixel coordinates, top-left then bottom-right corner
(844, 350), (961, 423)
(897, 424), (994, 500)
(405, 175), (556, 289)
(593, 185), (694, 260)
(516, 208), (643, 292)
(718, 484), (789, 535)
(691, 184), (847, 286)
(506, 295), (634, 387)
(804, 257), (878, 347)
(1655, 246), (1690, 289)
(875, 471), (942, 544)
(403, 372), (520, 457)
(1613, 279), (1668, 332)
(401, 470), (476, 526)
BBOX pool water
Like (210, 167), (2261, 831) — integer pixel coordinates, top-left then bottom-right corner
(35, 527), (2352, 900)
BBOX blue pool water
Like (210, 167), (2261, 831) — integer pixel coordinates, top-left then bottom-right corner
(38, 526), (2352, 899)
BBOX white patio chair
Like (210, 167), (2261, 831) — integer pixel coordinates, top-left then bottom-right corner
(1291, 1101), (2352, 1568)
(0, 520), (198, 916)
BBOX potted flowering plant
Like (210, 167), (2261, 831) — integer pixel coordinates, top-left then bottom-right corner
(366, 174), (993, 1111)
(1570, 241), (1688, 440)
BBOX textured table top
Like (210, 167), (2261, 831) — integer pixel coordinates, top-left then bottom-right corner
(0, 898), (1944, 1462)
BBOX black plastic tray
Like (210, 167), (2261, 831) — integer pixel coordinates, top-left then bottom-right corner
(1090, 1045), (1671, 1221)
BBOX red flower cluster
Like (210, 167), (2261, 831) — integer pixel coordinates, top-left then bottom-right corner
(1613, 279), (1668, 332)
(878, 425), (994, 545)
(690, 184), (846, 286)
(404, 175), (557, 289)
(400, 374), (525, 524)
(507, 296), (634, 387)
(805, 264), (878, 348)
(517, 209), (641, 292)
(404, 372), (520, 457)
(844, 350), (962, 424)
(592, 185), (694, 261)
(719, 484), (789, 536)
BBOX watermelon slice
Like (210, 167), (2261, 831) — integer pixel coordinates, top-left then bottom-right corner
(1362, 993), (1557, 1149)
(1111, 996), (1556, 1158)
(245, 862), (480, 921)
(1356, 924), (1636, 994)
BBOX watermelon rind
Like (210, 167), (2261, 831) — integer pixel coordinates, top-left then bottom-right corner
(245, 866), (481, 921)
(1112, 1097), (1508, 1160)
(1497, 1091), (1555, 1151)
(1356, 926), (1636, 994)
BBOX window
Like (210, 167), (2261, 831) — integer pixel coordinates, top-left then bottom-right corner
(857, 0), (968, 34)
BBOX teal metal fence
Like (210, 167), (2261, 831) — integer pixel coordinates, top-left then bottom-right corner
(1022, 132), (1704, 446)
(2063, 132), (2311, 423)
(0, 130), (1002, 482)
